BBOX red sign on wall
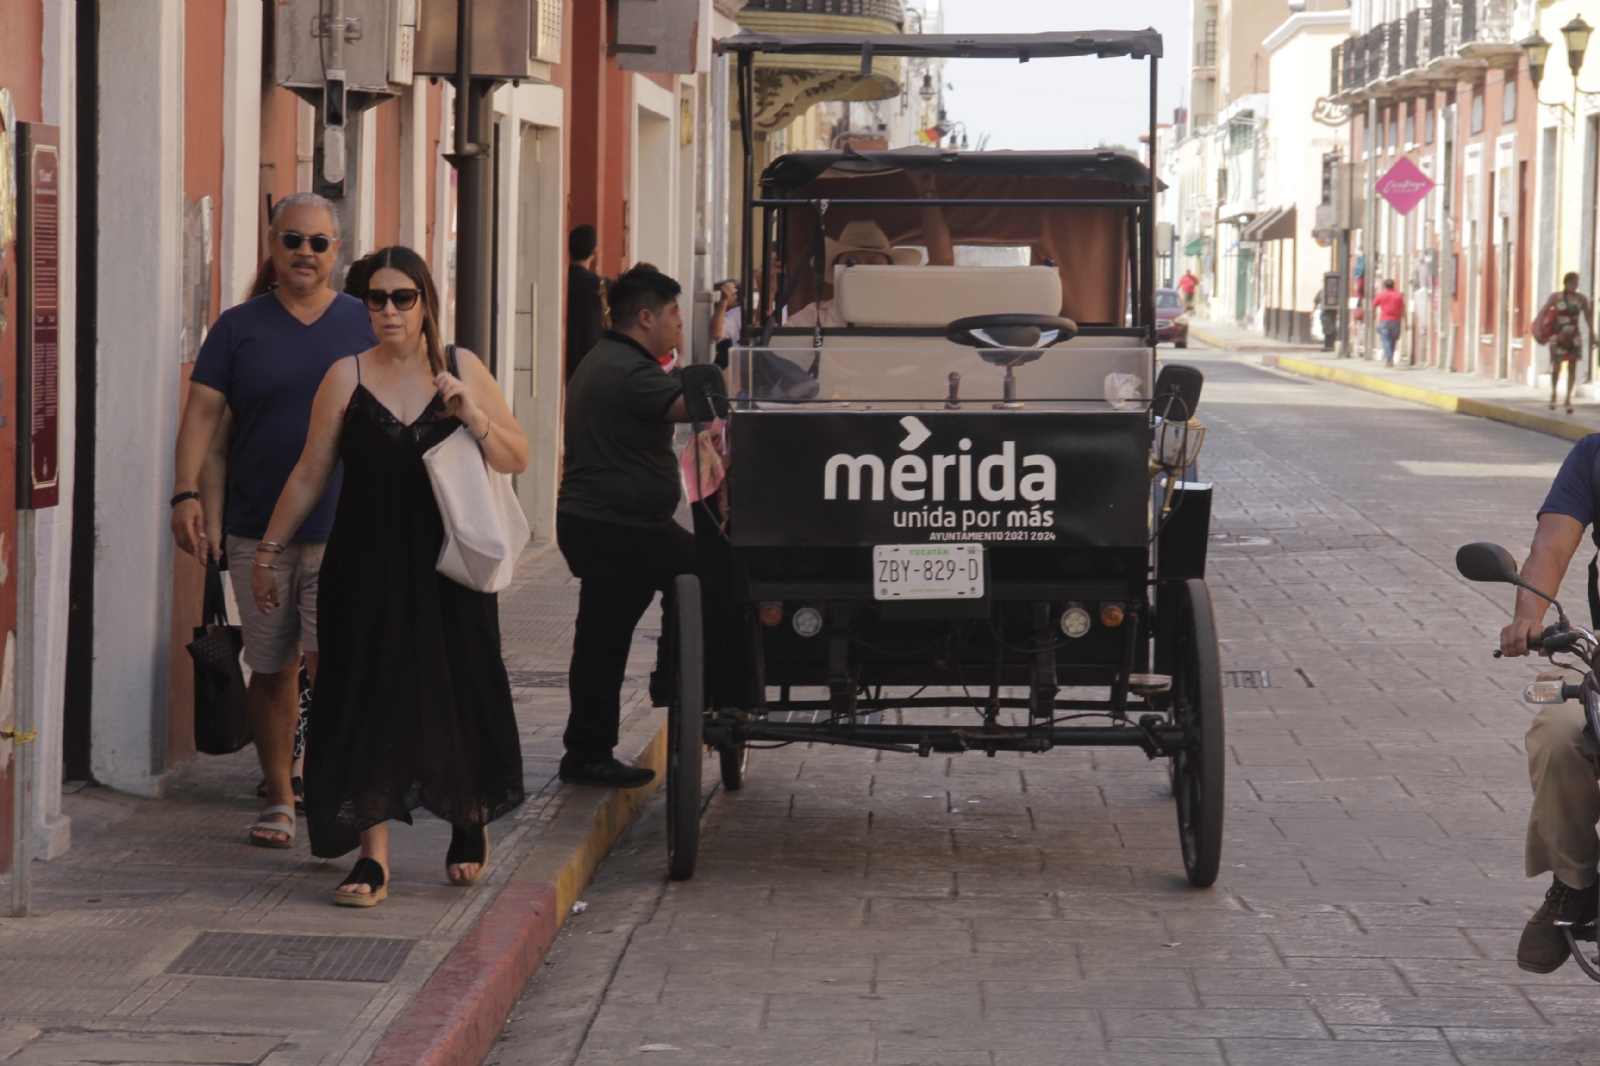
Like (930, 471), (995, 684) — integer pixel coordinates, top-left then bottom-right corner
(1375, 156), (1435, 217)
(16, 122), (58, 511)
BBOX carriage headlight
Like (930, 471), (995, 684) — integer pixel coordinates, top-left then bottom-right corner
(1155, 417), (1206, 469)
(1060, 605), (1091, 639)
(792, 606), (824, 638)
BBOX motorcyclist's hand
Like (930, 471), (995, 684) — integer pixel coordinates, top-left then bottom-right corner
(1501, 617), (1549, 658)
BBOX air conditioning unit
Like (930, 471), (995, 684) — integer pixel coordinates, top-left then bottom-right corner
(532, 0), (561, 64)
(414, 0), (560, 79)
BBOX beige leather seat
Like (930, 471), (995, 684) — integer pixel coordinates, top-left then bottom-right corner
(832, 265), (1061, 328)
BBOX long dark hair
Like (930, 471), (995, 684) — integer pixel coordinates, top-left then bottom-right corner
(365, 245), (446, 375)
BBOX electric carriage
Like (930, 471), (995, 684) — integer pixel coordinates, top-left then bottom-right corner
(664, 28), (1223, 886)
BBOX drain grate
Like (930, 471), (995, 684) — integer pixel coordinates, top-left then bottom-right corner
(165, 932), (416, 983)
(1223, 669), (1271, 689)
(504, 669), (644, 688)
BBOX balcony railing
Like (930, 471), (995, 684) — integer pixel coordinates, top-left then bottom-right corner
(1333, 0), (1518, 101)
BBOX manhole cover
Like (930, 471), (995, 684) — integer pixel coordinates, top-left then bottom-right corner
(1223, 669), (1271, 689)
(1209, 533), (1274, 547)
(165, 932), (416, 983)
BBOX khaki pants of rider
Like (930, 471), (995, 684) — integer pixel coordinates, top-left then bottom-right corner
(1527, 703), (1600, 889)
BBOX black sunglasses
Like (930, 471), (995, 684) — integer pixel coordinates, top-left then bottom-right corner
(279, 230), (333, 254)
(364, 288), (421, 312)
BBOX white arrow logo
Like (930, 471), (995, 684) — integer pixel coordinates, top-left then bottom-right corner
(899, 415), (931, 451)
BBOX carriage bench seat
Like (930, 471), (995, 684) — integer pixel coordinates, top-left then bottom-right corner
(833, 264), (1062, 328)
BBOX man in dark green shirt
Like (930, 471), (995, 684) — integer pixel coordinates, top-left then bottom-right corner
(558, 265), (696, 787)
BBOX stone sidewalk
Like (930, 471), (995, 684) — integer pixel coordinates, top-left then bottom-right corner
(0, 545), (665, 1066)
(1188, 318), (1600, 443)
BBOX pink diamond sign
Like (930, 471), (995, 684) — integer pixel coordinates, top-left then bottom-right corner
(1375, 156), (1435, 216)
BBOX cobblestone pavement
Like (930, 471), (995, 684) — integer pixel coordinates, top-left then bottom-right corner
(489, 349), (1600, 1066)
(0, 547), (664, 1066)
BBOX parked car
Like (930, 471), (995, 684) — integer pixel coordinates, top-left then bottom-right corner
(1156, 287), (1189, 347)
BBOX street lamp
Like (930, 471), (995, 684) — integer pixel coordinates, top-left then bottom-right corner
(920, 73), (937, 101)
(1521, 31), (1551, 88)
(1565, 16), (1594, 75)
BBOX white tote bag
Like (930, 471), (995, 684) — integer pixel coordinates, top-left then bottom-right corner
(422, 424), (531, 593)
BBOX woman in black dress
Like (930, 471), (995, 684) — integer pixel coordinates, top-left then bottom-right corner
(251, 245), (529, 905)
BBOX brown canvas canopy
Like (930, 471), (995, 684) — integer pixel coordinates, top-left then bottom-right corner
(767, 151), (1150, 326)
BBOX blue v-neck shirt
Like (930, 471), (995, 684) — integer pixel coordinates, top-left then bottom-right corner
(191, 292), (377, 542)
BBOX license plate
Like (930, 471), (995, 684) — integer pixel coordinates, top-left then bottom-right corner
(873, 544), (984, 600)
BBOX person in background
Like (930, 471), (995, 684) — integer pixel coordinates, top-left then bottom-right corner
(1373, 279), (1405, 367)
(1538, 272), (1596, 415)
(556, 265), (699, 788)
(566, 224), (608, 381)
(1315, 284), (1338, 352)
(172, 193), (376, 849)
(1178, 269), (1198, 311)
(709, 279), (741, 368)
(251, 245), (529, 905)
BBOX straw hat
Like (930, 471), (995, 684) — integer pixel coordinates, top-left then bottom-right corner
(824, 220), (924, 267)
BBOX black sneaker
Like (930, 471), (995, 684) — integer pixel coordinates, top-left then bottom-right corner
(559, 758), (656, 789)
(1519, 875), (1599, 974)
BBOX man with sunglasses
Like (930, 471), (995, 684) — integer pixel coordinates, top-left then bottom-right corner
(171, 193), (377, 849)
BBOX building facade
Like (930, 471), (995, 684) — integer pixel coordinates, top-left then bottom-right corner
(0, 0), (951, 875)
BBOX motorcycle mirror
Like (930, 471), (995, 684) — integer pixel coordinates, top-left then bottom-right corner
(1455, 542), (1521, 584)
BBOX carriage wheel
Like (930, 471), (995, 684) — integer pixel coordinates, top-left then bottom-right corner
(719, 736), (749, 790)
(667, 575), (704, 881)
(1164, 578), (1225, 888)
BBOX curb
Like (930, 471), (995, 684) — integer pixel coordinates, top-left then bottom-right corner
(367, 713), (669, 1066)
(1262, 353), (1596, 444)
(1188, 325), (1327, 356)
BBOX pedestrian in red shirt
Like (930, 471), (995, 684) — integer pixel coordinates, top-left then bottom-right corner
(1178, 269), (1198, 310)
(1373, 279), (1405, 366)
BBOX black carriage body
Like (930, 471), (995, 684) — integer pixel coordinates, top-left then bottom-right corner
(660, 28), (1226, 888)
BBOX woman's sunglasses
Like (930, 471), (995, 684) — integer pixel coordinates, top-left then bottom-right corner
(279, 230), (333, 254)
(364, 288), (421, 312)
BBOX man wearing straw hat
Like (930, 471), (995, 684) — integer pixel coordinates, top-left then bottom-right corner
(787, 219), (926, 328)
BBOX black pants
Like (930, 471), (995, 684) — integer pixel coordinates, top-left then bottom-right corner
(557, 511), (696, 764)
(1320, 310), (1339, 350)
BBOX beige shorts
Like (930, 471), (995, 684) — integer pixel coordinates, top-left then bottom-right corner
(226, 535), (324, 674)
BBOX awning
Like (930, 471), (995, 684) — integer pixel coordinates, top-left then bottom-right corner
(717, 29), (1165, 61)
(1183, 235), (1204, 255)
(1240, 205), (1297, 242)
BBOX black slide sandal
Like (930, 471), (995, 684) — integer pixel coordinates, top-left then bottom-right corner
(446, 825), (490, 886)
(332, 857), (388, 907)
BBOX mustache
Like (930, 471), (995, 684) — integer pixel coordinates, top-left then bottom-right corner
(291, 258), (317, 269)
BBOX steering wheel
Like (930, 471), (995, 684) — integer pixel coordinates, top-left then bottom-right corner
(946, 314), (1078, 363)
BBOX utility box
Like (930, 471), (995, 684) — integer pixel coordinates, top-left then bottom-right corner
(276, 0), (417, 95)
(413, 0), (562, 79)
(615, 0), (703, 74)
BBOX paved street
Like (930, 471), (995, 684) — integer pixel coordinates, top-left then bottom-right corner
(488, 347), (1600, 1065)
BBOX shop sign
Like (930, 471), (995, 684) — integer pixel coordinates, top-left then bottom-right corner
(1375, 156), (1434, 216)
(16, 123), (59, 510)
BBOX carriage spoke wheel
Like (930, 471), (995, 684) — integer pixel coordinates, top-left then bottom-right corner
(1165, 578), (1225, 888)
(666, 575), (704, 881)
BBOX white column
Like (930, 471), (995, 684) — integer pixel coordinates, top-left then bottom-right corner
(398, 80), (429, 249)
(357, 109), (377, 254)
(493, 84), (520, 399)
(34, 0), (77, 858)
(220, 0), (263, 311)
(94, 0), (185, 797)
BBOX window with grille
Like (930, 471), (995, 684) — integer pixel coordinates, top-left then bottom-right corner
(533, 0), (562, 64)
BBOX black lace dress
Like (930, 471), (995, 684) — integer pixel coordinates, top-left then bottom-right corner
(303, 366), (525, 859)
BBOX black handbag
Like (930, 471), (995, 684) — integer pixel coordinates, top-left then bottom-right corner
(186, 556), (253, 755)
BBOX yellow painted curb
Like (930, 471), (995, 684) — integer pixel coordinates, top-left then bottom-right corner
(1267, 354), (1595, 443)
(509, 712), (669, 920)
